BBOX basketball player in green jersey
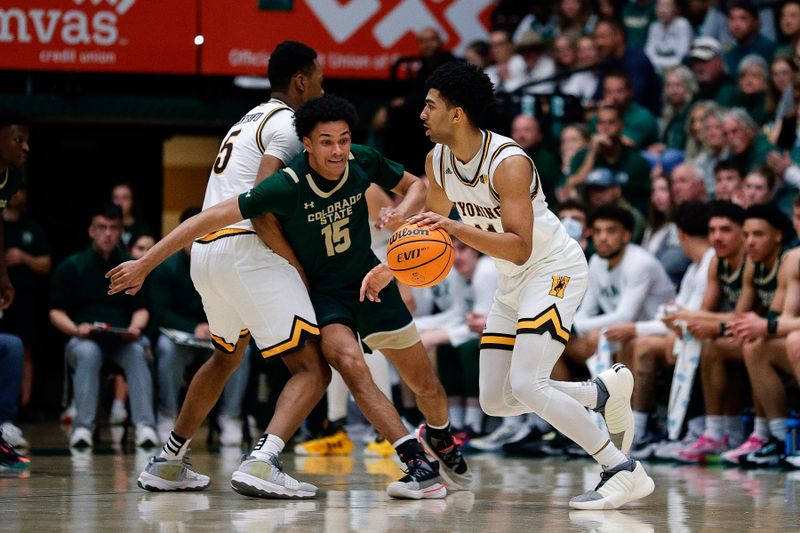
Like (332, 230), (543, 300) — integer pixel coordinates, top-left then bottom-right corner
(108, 94), (470, 499)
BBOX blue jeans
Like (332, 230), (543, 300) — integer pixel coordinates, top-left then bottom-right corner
(66, 336), (156, 431)
(155, 334), (250, 419)
(0, 333), (23, 424)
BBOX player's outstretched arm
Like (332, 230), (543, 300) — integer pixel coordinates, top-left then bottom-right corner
(106, 197), (244, 295)
(376, 171), (428, 230)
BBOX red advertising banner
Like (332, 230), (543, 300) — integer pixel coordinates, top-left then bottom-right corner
(0, 0), (197, 74)
(200, 0), (494, 79)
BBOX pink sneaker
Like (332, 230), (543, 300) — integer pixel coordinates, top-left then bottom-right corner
(721, 434), (769, 465)
(677, 434), (729, 463)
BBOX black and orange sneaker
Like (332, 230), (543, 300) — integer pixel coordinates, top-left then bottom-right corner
(417, 424), (473, 491)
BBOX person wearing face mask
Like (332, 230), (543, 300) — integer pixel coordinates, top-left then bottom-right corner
(556, 200), (590, 253)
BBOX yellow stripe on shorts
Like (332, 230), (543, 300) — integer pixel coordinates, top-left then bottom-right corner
(517, 304), (571, 345)
(195, 228), (255, 244)
(260, 316), (320, 359)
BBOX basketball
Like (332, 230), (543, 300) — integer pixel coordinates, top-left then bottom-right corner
(386, 223), (454, 288)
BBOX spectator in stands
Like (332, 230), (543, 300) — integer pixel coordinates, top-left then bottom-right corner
(642, 174), (690, 282)
(556, 124), (590, 202)
(515, 30), (556, 94)
(1, 188), (50, 413)
(554, 0), (597, 37)
(685, 101), (718, 160)
(741, 166), (776, 206)
(485, 29), (528, 92)
(606, 201), (714, 457)
(593, 72), (660, 149)
(734, 54), (770, 125)
(671, 162), (710, 205)
(112, 183), (152, 248)
(767, 56), (797, 142)
(685, 0), (711, 33)
(513, 1), (557, 42)
(129, 233), (155, 259)
(723, 107), (774, 172)
(777, 1), (800, 56)
(623, 0), (656, 50)
(568, 104), (652, 212)
(724, 0), (776, 72)
(701, 0), (777, 52)
(464, 40), (492, 69)
(151, 207), (250, 445)
(555, 199), (591, 251)
(656, 66), (699, 152)
(561, 205), (675, 364)
(645, 0), (693, 71)
(49, 204), (156, 448)
(415, 240), (498, 439)
(714, 159), (747, 204)
(593, 18), (662, 114)
(690, 37), (737, 107)
(583, 168), (647, 243)
(0, 333), (25, 449)
(510, 114), (560, 202)
(553, 35), (598, 101)
(690, 105), (729, 192)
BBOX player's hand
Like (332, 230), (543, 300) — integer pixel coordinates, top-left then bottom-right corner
(122, 325), (142, 342)
(194, 323), (211, 340)
(360, 263), (394, 303)
(686, 319), (719, 339)
(5, 248), (25, 267)
(0, 274), (14, 310)
(466, 312), (486, 334)
(375, 206), (405, 232)
(106, 260), (146, 295)
(729, 312), (767, 343)
(407, 211), (457, 234)
(76, 322), (98, 338)
(604, 323), (636, 342)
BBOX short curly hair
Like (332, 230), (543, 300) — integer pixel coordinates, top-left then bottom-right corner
(294, 94), (359, 140)
(426, 61), (495, 125)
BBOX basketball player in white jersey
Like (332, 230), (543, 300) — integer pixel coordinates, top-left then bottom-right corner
(361, 62), (654, 509)
(137, 41), (330, 499)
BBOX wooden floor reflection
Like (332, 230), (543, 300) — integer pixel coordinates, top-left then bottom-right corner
(2, 428), (800, 532)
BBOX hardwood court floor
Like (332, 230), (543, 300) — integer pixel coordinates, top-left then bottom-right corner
(2, 426), (799, 532)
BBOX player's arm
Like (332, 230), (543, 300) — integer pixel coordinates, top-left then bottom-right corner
(375, 171), (427, 231)
(735, 260), (757, 313)
(411, 155), (533, 265)
(424, 150), (454, 216)
(731, 256), (792, 341)
(107, 197), (245, 295)
(0, 218), (14, 309)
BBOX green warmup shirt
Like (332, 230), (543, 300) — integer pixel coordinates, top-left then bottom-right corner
(753, 248), (787, 316)
(0, 167), (22, 213)
(238, 144), (404, 291)
(717, 256), (745, 312)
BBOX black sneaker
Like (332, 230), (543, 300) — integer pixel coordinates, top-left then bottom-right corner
(630, 432), (662, 460)
(386, 457), (446, 499)
(541, 431), (573, 456)
(741, 436), (787, 468)
(501, 426), (546, 455)
(0, 435), (30, 477)
(417, 424), (473, 490)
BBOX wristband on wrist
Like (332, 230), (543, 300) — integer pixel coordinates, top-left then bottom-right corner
(767, 318), (778, 335)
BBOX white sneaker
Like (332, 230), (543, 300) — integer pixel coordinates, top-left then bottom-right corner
(469, 423), (527, 451)
(109, 400), (128, 425)
(136, 425), (159, 448)
(70, 427), (93, 448)
(231, 454), (318, 499)
(138, 455), (211, 492)
(156, 417), (175, 444)
(0, 422), (29, 448)
(594, 364), (635, 455)
(218, 415), (243, 446)
(569, 460), (655, 510)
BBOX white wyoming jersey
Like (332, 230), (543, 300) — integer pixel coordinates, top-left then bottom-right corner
(431, 130), (572, 277)
(202, 98), (301, 232)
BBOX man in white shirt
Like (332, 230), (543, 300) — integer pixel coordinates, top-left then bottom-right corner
(563, 204), (676, 364)
(484, 30), (528, 93)
(603, 202), (715, 456)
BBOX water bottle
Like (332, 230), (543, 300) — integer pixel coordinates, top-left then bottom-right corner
(521, 94), (535, 117)
(786, 416), (799, 455)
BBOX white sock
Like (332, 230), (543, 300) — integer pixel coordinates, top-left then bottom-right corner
(687, 416), (705, 438)
(448, 404), (465, 429)
(392, 434), (416, 449)
(251, 434), (284, 460)
(725, 416), (744, 446)
(704, 416), (725, 441)
(593, 440), (629, 470)
(754, 417), (770, 439)
(633, 411), (649, 442)
(549, 379), (598, 409)
(768, 418), (787, 440)
(465, 406), (483, 433)
(160, 432), (190, 461)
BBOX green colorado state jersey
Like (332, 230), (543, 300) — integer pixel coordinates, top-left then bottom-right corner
(239, 144), (404, 291)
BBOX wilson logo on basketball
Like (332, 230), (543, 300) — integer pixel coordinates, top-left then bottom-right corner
(387, 227), (430, 246)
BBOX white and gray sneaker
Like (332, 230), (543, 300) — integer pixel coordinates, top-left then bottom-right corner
(231, 454), (318, 499)
(594, 364), (635, 455)
(386, 457), (447, 500)
(569, 459), (655, 510)
(469, 423), (528, 452)
(137, 456), (211, 492)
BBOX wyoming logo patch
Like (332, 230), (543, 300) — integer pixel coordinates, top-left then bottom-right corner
(549, 275), (570, 299)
